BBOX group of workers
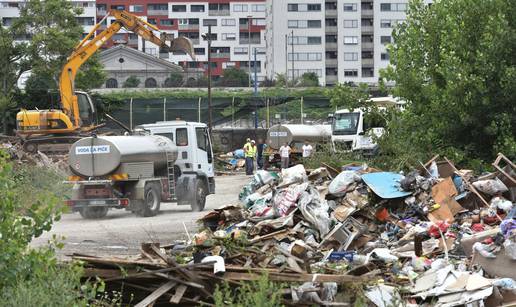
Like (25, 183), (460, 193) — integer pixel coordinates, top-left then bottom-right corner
(243, 138), (313, 175)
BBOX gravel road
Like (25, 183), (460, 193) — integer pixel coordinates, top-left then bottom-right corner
(31, 174), (248, 258)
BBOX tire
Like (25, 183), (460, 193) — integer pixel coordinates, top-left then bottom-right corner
(137, 183), (161, 217)
(190, 179), (207, 212)
(80, 207), (108, 219)
(23, 141), (38, 153)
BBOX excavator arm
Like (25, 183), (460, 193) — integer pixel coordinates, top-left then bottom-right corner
(60, 10), (195, 127)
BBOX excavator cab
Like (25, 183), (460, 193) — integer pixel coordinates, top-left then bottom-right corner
(76, 91), (96, 127)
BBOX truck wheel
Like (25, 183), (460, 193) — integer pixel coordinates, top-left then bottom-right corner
(190, 179), (207, 212)
(137, 183), (161, 217)
(80, 207), (108, 219)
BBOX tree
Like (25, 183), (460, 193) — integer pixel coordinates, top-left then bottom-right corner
(220, 67), (248, 87)
(379, 0), (516, 166)
(123, 75), (141, 88)
(18, 0), (105, 90)
(298, 72), (319, 87)
(164, 71), (183, 87)
(326, 83), (370, 110)
(0, 24), (30, 133)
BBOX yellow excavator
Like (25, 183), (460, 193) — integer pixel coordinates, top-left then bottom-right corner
(16, 10), (194, 152)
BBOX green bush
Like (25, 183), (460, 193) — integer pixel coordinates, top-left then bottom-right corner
(123, 75), (141, 88)
(213, 273), (285, 307)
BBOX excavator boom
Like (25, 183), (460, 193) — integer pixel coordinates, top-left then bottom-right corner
(16, 10), (194, 152)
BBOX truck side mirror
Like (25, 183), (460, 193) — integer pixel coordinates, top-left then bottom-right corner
(358, 131), (365, 136)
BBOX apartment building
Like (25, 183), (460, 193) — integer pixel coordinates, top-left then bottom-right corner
(95, 0), (268, 81)
(0, 0), (97, 37)
(266, 0), (426, 86)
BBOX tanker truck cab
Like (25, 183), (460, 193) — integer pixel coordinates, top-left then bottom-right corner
(65, 121), (215, 219)
(136, 121), (215, 209)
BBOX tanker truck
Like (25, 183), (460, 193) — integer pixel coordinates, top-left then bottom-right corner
(65, 121), (215, 219)
(265, 124), (331, 167)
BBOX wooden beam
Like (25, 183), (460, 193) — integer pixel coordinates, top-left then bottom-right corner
(169, 285), (188, 304)
(134, 281), (176, 307)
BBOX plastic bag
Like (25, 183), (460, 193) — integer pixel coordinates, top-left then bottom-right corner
(328, 171), (361, 196)
(281, 164), (308, 186)
(491, 196), (513, 212)
(472, 178), (508, 195)
(255, 170), (278, 186)
(298, 186), (330, 237)
(272, 182), (308, 217)
(233, 149), (244, 159)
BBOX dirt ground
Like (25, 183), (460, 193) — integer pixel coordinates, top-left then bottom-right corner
(31, 174), (249, 258)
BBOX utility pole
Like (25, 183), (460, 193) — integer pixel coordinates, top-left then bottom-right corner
(285, 34), (288, 89)
(247, 15), (252, 88)
(254, 47), (258, 129)
(206, 25), (213, 129)
(291, 30), (294, 86)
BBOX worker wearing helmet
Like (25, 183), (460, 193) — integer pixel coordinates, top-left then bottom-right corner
(243, 139), (257, 175)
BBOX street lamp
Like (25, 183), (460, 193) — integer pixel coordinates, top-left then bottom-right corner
(201, 25), (213, 129)
(247, 15), (252, 88)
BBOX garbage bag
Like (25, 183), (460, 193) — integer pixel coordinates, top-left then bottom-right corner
(255, 170), (279, 186)
(247, 192), (273, 216)
(472, 178), (508, 195)
(281, 164), (308, 186)
(273, 182), (308, 217)
(239, 171), (278, 207)
(328, 170), (361, 197)
(298, 186), (330, 237)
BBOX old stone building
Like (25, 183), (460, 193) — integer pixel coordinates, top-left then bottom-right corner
(99, 45), (196, 88)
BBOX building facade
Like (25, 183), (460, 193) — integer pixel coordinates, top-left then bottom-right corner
(266, 0), (428, 86)
(95, 0), (268, 82)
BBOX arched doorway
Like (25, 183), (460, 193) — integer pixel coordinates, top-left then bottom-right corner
(145, 78), (157, 88)
(105, 78), (118, 88)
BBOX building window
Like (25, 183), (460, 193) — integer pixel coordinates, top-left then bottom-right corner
(147, 18), (157, 25)
(380, 19), (392, 28)
(344, 70), (358, 77)
(233, 4), (248, 12)
(171, 5), (186, 12)
(381, 52), (390, 60)
(343, 20), (358, 28)
(288, 52), (323, 61)
(343, 52), (358, 61)
(129, 5), (143, 12)
(380, 3), (407, 12)
(203, 19), (217, 26)
(288, 20), (321, 29)
(194, 48), (205, 55)
(191, 4), (205, 12)
(221, 33), (236, 41)
(221, 18), (236, 26)
(145, 78), (157, 88)
(252, 18), (266, 26)
(343, 3), (357, 11)
(234, 47), (248, 54)
(105, 78), (118, 88)
(380, 36), (392, 44)
(288, 3), (321, 11)
(288, 36), (322, 45)
(288, 69), (322, 78)
(110, 5), (125, 10)
(251, 4), (265, 12)
(343, 36), (358, 44)
(160, 19), (173, 26)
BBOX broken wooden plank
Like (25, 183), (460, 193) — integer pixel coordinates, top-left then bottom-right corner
(217, 271), (372, 283)
(134, 280), (176, 307)
(121, 281), (214, 307)
(142, 269), (205, 289)
(169, 285), (187, 304)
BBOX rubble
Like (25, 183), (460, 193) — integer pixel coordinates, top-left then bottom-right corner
(75, 153), (515, 306)
(0, 141), (68, 174)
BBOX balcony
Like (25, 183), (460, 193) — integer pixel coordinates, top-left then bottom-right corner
(239, 38), (261, 45)
(361, 58), (374, 66)
(325, 9), (337, 17)
(325, 26), (337, 32)
(211, 52), (230, 59)
(97, 9), (107, 16)
(325, 42), (338, 49)
(326, 75), (338, 84)
(361, 25), (374, 33)
(178, 24), (199, 31)
(361, 9), (373, 17)
(361, 42), (374, 49)
(209, 9), (230, 16)
(147, 9), (168, 16)
(325, 58), (338, 66)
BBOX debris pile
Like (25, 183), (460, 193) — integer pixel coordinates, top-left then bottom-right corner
(76, 153), (516, 306)
(216, 149), (246, 172)
(0, 142), (68, 174)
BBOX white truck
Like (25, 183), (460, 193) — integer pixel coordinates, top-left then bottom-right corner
(65, 121), (215, 219)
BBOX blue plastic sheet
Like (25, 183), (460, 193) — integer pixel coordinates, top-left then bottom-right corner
(361, 172), (412, 199)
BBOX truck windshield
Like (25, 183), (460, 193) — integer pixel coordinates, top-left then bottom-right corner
(332, 112), (360, 135)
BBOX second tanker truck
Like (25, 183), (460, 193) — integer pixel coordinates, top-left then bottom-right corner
(65, 121), (215, 219)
